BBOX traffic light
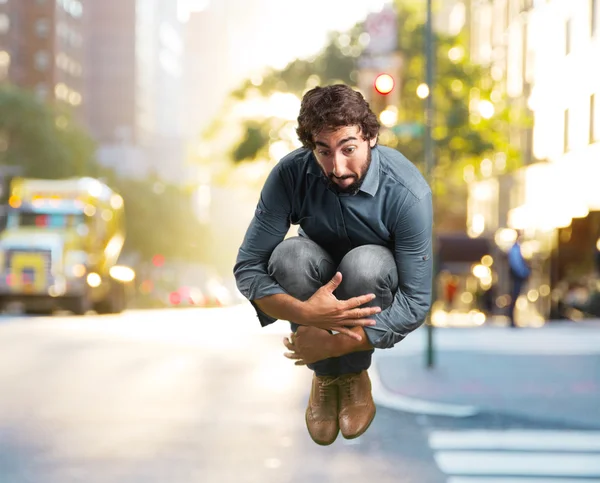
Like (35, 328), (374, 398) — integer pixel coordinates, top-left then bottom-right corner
(374, 73), (395, 95)
(371, 72), (396, 116)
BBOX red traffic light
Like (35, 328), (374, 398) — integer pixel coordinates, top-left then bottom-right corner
(374, 73), (395, 95)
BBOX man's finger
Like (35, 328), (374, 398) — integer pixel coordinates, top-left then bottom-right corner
(284, 351), (301, 359)
(346, 306), (381, 320)
(343, 293), (376, 309)
(325, 272), (342, 293)
(332, 326), (362, 341)
(283, 337), (294, 350)
(295, 360), (307, 366)
(334, 317), (377, 327)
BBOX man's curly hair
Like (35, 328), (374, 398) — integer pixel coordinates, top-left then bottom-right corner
(296, 85), (380, 150)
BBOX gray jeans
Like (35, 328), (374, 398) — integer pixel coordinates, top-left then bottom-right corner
(268, 236), (398, 376)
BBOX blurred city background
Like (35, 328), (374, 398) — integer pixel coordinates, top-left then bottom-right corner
(0, 0), (599, 482)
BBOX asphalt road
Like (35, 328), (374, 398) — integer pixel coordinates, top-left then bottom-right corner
(0, 308), (442, 483)
(0, 307), (598, 483)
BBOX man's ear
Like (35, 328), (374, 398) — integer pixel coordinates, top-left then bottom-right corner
(369, 135), (378, 148)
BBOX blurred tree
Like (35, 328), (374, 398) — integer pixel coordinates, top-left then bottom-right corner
(0, 85), (96, 178)
(0, 85), (205, 264)
(387, 3), (527, 229)
(201, 8), (527, 232)
(231, 27), (362, 100)
(100, 172), (208, 263)
(232, 121), (271, 162)
(224, 12), (523, 178)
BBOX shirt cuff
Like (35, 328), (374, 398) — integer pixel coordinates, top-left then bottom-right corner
(363, 324), (405, 349)
(250, 300), (278, 327)
(244, 274), (288, 327)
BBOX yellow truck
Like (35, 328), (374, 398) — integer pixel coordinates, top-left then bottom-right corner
(0, 177), (135, 315)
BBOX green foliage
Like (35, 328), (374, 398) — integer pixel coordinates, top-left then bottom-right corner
(391, 8), (524, 182)
(0, 85), (206, 264)
(231, 26), (364, 100)
(100, 171), (209, 263)
(0, 85), (96, 178)
(232, 121), (270, 162)
(225, 27), (367, 165)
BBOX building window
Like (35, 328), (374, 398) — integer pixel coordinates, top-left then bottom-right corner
(0, 13), (9, 35)
(565, 19), (572, 55)
(592, 94), (598, 143)
(34, 50), (50, 71)
(564, 109), (570, 153)
(35, 18), (50, 38)
(592, 0), (598, 37)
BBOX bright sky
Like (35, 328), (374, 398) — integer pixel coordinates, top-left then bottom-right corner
(180, 0), (391, 71)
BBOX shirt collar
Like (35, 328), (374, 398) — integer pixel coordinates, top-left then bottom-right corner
(359, 146), (380, 197)
(306, 146), (381, 197)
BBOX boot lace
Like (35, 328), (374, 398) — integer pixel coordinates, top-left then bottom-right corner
(317, 376), (339, 403)
(338, 374), (360, 404)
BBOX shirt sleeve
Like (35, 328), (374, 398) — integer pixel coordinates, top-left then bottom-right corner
(233, 164), (292, 326)
(363, 192), (433, 348)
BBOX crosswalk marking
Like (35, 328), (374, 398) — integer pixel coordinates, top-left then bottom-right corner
(435, 452), (600, 477)
(447, 479), (599, 483)
(429, 430), (600, 482)
(430, 430), (600, 452)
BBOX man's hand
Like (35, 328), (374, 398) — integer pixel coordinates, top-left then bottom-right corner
(298, 272), (380, 340)
(283, 326), (335, 365)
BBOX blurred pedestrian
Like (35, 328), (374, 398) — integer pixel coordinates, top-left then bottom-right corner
(442, 271), (459, 310)
(234, 84), (433, 445)
(507, 231), (531, 327)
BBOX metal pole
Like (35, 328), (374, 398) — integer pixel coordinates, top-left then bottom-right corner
(425, 0), (435, 369)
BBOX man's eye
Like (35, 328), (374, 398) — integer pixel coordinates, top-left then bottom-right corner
(344, 147), (356, 154)
(318, 151), (330, 156)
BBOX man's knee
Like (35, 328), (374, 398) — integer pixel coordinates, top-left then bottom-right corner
(268, 237), (335, 300)
(337, 245), (398, 309)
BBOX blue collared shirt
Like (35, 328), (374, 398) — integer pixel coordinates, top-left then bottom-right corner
(233, 145), (433, 349)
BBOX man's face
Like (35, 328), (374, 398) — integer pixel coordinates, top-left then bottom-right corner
(313, 125), (377, 194)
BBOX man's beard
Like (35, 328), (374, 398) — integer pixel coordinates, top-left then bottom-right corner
(326, 149), (371, 195)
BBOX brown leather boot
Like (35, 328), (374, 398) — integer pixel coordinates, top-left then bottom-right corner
(305, 374), (340, 445)
(337, 371), (376, 439)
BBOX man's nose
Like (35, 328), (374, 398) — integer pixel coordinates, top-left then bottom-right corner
(332, 153), (348, 177)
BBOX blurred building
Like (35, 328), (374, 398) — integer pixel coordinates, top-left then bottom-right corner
(183, 9), (231, 140)
(183, 0), (270, 138)
(85, 0), (189, 184)
(466, 0), (600, 322)
(84, 0), (136, 145)
(0, 0), (85, 116)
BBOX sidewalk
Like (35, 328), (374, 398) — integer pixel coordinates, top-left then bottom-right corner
(374, 321), (600, 427)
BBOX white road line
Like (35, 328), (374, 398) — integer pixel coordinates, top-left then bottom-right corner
(429, 430), (600, 452)
(434, 452), (600, 477)
(447, 478), (600, 483)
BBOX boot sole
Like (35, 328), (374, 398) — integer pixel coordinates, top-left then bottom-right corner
(341, 406), (376, 440)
